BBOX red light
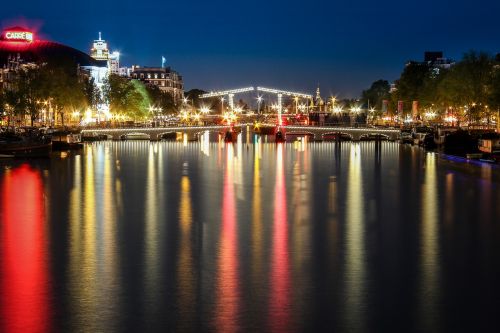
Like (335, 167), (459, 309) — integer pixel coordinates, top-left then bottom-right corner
(0, 165), (51, 333)
(3, 31), (34, 42)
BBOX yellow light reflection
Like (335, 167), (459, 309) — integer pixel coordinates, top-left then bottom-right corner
(177, 175), (195, 329)
(344, 143), (366, 332)
(420, 153), (440, 331)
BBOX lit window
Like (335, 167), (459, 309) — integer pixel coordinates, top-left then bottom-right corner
(148, 74), (151, 78)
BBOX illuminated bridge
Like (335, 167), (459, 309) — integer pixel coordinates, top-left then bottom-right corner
(82, 124), (400, 141)
(81, 125), (232, 140)
(261, 124), (400, 141)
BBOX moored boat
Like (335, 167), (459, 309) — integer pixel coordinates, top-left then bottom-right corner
(0, 131), (52, 157)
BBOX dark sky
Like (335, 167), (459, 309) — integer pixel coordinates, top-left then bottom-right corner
(2, 0), (500, 97)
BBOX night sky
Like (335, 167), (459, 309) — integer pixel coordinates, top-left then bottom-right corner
(2, 0), (499, 97)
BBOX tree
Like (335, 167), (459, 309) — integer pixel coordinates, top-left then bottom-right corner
(392, 62), (433, 116)
(145, 84), (178, 114)
(83, 76), (102, 114)
(185, 89), (207, 109)
(438, 51), (493, 122)
(103, 75), (151, 120)
(361, 79), (390, 112)
(44, 65), (87, 126)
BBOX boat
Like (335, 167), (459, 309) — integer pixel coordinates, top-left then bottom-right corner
(275, 130), (285, 142)
(82, 132), (109, 141)
(50, 131), (84, 150)
(434, 127), (458, 145)
(478, 133), (500, 154)
(0, 131), (52, 157)
(224, 130), (235, 143)
(443, 130), (479, 156)
(399, 130), (413, 144)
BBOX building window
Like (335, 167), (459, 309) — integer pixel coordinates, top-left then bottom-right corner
(147, 74), (151, 79)
(161, 74), (165, 78)
(140, 74), (144, 78)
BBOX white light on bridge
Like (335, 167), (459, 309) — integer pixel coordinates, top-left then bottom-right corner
(199, 87), (255, 98)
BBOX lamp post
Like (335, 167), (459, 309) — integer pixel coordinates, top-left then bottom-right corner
(257, 96), (263, 114)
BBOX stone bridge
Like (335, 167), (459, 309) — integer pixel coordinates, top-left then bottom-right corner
(81, 125), (232, 140)
(267, 125), (400, 141)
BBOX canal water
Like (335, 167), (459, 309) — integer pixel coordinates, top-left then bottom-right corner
(0, 139), (499, 332)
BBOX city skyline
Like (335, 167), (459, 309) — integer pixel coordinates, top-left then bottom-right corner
(1, 0), (500, 97)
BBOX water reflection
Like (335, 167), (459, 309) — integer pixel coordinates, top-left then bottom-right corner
(214, 144), (240, 332)
(344, 144), (366, 332)
(269, 143), (292, 332)
(0, 140), (498, 332)
(0, 165), (51, 333)
(419, 153), (440, 331)
(68, 146), (121, 331)
(177, 174), (195, 329)
(144, 144), (161, 321)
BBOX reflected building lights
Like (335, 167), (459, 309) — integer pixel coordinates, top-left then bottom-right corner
(214, 144), (240, 332)
(419, 153), (440, 331)
(268, 143), (291, 332)
(0, 165), (51, 333)
(177, 175), (195, 329)
(344, 144), (366, 332)
(144, 144), (161, 315)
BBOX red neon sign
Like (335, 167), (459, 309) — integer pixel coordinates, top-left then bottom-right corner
(4, 31), (34, 42)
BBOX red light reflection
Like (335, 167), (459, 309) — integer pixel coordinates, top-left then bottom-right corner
(269, 143), (291, 331)
(0, 165), (51, 333)
(214, 144), (240, 332)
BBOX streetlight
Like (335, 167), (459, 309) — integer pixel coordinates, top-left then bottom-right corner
(257, 96), (263, 114)
(330, 96), (337, 112)
(220, 97), (225, 113)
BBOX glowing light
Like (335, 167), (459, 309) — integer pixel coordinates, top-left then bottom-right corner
(200, 87), (255, 98)
(333, 105), (344, 113)
(1, 165), (50, 332)
(200, 106), (211, 114)
(4, 31), (33, 42)
(256, 87), (312, 99)
(425, 111), (437, 119)
(350, 105), (361, 113)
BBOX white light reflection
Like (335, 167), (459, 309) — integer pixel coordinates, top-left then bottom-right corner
(344, 143), (366, 332)
(419, 152), (440, 331)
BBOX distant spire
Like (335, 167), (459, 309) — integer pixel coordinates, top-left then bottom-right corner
(98, 32), (102, 41)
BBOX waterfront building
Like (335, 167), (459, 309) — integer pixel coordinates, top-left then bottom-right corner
(0, 26), (108, 123)
(90, 32), (121, 75)
(130, 65), (184, 103)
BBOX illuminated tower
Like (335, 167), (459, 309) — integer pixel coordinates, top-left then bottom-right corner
(90, 32), (109, 61)
(315, 86), (324, 112)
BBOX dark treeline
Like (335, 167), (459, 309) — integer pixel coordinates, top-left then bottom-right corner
(361, 51), (500, 124)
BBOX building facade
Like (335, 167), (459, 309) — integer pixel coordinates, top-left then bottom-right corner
(130, 66), (184, 103)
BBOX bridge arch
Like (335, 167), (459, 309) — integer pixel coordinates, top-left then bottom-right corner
(322, 132), (353, 141)
(285, 131), (317, 141)
(359, 133), (390, 141)
(119, 132), (151, 140)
